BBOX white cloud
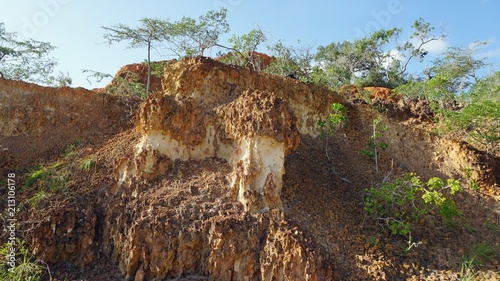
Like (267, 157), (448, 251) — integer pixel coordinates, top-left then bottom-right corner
(421, 38), (449, 55)
(382, 49), (402, 68)
(408, 37), (448, 55)
(479, 48), (500, 59)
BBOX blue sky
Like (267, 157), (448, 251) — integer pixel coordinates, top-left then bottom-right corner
(1, 0), (499, 88)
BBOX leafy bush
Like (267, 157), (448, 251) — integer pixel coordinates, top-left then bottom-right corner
(106, 72), (147, 98)
(365, 173), (462, 249)
(443, 100), (500, 154)
(265, 40), (315, 80)
(219, 28), (267, 71)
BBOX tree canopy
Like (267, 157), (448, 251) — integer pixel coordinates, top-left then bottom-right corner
(313, 19), (445, 89)
(0, 22), (71, 86)
(101, 9), (230, 96)
(102, 18), (171, 95)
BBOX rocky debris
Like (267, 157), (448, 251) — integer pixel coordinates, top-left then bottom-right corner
(101, 156), (334, 280)
(0, 145), (14, 171)
(364, 87), (400, 103)
(338, 84), (437, 123)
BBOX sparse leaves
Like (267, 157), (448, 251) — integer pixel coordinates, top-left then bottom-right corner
(220, 27), (267, 70)
(317, 103), (349, 160)
(266, 40), (315, 80)
(361, 118), (387, 174)
(101, 9), (229, 95)
(102, 18), (171, 95)
(0, 22), (70, 86)
(168, 8), (230, 57)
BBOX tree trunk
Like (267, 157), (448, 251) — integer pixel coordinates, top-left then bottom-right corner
(146, 39), (151, 97)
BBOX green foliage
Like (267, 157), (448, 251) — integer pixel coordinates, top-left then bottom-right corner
(396, 18), (446, 74)
(102, 9), (229, 95)
(102, 18), (169, 50)
(102, 17), (171, 95)
(315, 40), (366, 88)
(464, 167), (480, 190)
(365, 173), (463, 249)
(468, 71), (500, 103)
(432, 41), (487, 92)
(84, 61), (168, 96)
(106, 72), (148, 98)
(317, 103), (348, 139)
(79, 156), (96, 171)
(24, 162), (67, 207)
(265, 40), (315, 80)
(0, 22), (71, 86)
(82, 69), (113, 85)
(220, 28), (267, 70)
(444, 100), (500, 154)
(361, 118), (388, 174)
(150, 60), (170, 78)
(395, 41), (488, 105)
(0, 239), (45, 281)
(22, 142), (81, 207)
(437, 199), (461, 226)
(169, 8), (229, 57)
(436, 70), (500, 155)
(483, 222), (500, 235)
(317, 103), (349, 160)
(394, 72), (458, 103)
(23, 166), (49, 189)
(26, 190), (51, 209)
(459, 243), (498, 280)
(315, 19), (443, 89)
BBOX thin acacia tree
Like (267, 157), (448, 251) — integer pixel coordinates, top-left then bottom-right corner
(102, 18), (170, 96)
(102, 9), (230, 96)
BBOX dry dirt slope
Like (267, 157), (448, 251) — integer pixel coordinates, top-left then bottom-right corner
(0, 57), (499, 280)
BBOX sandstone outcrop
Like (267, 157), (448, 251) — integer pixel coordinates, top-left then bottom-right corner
(119, 57), (343, 213)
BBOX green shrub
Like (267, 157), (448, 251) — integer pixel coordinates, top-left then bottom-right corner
(365, 173), (462, 250)
(443, 101), (500, 155)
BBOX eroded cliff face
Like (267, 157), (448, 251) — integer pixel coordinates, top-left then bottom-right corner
(97, 57), (344, 280)
(119, 57), (342, 213)
(2, 57), (499, 281)
(0, 78), (137, 168)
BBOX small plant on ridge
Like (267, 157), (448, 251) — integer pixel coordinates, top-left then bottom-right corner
(317, 103), (349, 160)
(361, 117), (388, 174)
